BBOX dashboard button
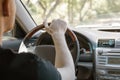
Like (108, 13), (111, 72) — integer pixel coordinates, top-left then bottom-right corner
(98, 49), (103, 55)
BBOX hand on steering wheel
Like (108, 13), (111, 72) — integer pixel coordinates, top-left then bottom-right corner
(44, 19), (67, 36)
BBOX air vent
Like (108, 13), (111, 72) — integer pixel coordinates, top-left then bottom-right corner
(97, 56), (106, 65)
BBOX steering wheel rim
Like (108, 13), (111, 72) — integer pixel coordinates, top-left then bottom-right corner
(19, 23), (80, 67)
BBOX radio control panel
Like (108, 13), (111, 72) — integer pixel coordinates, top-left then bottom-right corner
(95, 48), (120, 80)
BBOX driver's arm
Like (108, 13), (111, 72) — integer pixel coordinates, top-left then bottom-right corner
(44, 19), (75, 80)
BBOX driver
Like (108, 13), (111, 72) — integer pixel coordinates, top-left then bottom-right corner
(0, 0), (75, 80)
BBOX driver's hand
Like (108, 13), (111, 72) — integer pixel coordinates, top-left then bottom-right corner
(44, 19), (67, 36)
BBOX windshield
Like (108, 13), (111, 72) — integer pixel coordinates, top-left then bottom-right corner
(21, 0), (120, 27)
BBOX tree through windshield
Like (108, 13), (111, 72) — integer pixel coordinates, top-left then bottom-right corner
(21, 0), (120, 26)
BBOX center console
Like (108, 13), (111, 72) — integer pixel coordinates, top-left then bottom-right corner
(95, 39), (120, 80)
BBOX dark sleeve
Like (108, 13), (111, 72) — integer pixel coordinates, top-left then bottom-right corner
(9, 53), (62, 80)
(0, 47), (16, 67)
(0, 48), (61, 80)
(0, 47), (61, 80)
(0, 47), (17, 80)
(37, 59), (62, 80)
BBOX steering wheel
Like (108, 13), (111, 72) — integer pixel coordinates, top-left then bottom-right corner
(19, 23), (80, 69)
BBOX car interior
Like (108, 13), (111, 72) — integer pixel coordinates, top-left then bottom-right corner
(2, 0), (120, 80)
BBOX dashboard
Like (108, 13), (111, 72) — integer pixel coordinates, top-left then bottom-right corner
(36, 27), (120, 63)
(72, 27), (120, 80)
